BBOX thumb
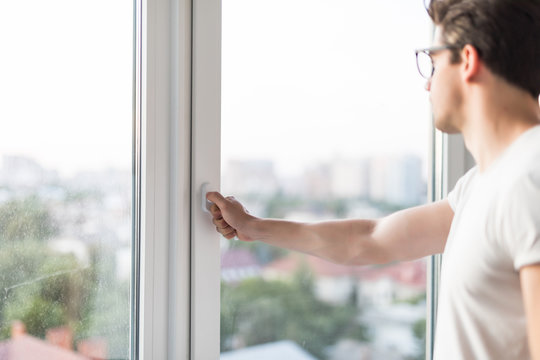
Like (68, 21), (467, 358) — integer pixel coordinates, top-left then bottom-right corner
(206, 191), (227, 208)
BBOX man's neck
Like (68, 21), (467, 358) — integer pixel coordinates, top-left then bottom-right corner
(461, 88), (540, 173)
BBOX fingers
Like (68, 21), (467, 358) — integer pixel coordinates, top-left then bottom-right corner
(206, 191), (227, 208)
(211, 208), (237, 238)
(206, 191), (242, 241)
(213, 217), (236, 238)
(217, 225), (235, 236)
(207, 192), (229, 221)
(209, 203), (221, 218)
(212, 216), (228, 229)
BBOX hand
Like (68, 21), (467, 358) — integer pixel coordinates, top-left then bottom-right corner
(206, 191), (257, 241)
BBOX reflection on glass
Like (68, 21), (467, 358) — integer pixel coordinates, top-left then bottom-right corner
(221, 0), (430, 359)
(0, 1), (133, 359)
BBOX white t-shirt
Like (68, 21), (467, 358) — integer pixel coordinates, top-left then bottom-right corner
(434, 125), (540, 360)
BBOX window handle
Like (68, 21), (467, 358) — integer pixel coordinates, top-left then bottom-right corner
(201, 182), (214, 213)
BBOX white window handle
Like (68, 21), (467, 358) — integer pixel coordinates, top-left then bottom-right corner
(201, 182), (214, 213)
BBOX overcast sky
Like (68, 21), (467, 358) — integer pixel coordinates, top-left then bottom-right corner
(0, 0), (133, 176)
(222, 0), (433, 176)
(0, 0), (433, 177)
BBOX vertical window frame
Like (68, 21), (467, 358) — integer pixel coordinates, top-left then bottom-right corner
(136, 0), (193, 358)
(426, 132), (474, 359)
(190, 0), (222, 358)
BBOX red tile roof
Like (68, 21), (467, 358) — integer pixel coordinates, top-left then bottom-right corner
(264, 253), (361, 278)
(357, 260), (426, 287)
(221, 249), (260, 269)
(264, 253), (426, 287)
(0, 334), (90, 360)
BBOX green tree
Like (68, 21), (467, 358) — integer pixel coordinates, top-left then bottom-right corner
(409, 318), (426, 360)
(0, 243), (93, 340)
(77, 246), (130, 358)
(0, 196), (77, 339)
(0, 196), (58, 243)
(0, 196), (129, 358)
(221, 267), (369, 359)
(264, 191), (302, 219)
(0, 240), (49, 332)
(3, 293), (65, 339)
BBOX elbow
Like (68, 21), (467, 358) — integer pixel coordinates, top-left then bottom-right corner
(341, 219), (391, 266)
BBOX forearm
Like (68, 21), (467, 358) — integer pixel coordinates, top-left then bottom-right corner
(209, 192), (452, 266)
(249, 217), (380, 265)
(248, 201), (452, 264)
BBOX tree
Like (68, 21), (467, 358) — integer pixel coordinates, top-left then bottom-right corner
(221, 266), (369, 359)
(0, 241), (93, 340)
(0, 196), (75, 339)
(0, 196), (129, 358)
(409, 318), (426, 360)
(0, 240), (48, 333)
(0, 196), (58, 243)
(77, 246), (130, 358)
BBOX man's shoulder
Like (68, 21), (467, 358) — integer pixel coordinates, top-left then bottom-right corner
(500, 143), (540, 194)
(446, 166), (479, 211)
(493, 158), (540, 224)
(493, 126), (540, 193)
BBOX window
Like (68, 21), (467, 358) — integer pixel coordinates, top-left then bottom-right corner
(0, 0), (471, 358)
(0, 1), (134, 358)
(219, 1), (432, 359)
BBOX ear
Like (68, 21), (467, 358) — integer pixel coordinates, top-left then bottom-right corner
(460, 44), (481, 82)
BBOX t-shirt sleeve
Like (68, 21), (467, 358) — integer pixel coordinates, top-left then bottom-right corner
(446, 166), (478, 212)
(501, 168), (540, 270)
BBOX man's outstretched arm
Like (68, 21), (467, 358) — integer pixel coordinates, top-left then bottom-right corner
(521, 264), (540, 360)
(206, 192), (454, 265)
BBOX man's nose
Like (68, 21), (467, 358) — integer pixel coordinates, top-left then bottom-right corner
(424, 78), (432, 91)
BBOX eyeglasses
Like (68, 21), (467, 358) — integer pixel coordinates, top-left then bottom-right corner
(414, 45), (458, 79)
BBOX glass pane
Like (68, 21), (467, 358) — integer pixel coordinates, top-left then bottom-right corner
(221, 1), (431, 359)
(0, 1), (134, 359)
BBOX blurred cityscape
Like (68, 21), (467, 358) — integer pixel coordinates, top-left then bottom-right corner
(220, 156), (427, 360)
(0, 155), (132, 279)
(0, 154), (427, 360)
(0, 155), (131, 360)
(222, 155), (426, 217)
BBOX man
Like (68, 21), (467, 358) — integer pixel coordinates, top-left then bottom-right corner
(207, 0), (540, 358)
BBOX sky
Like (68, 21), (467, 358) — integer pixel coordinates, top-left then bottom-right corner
(0, 0), (133, 176)
(222, 0), (433, 176)
(0, 0), (433, 177)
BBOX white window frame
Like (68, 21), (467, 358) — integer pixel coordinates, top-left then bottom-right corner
(426, 131), (474, 359)
(135, 0), (199, 358)
(136, 1), (473, 359)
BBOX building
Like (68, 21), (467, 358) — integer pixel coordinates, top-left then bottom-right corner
(221, 248), (262, 283)
(356, 260), (426, 307)
(220, 340), (317, 360)
(263, 253), (426, 307)
(368, 155), (424, 207)
(0, 321), (107, 360)
(222, 160), (279, 197)
(0, 155), (59, 191)
(263, 253), (360, 305)
(328, 157), (369, 199)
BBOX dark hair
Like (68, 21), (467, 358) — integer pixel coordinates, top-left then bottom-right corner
(427, 0), (540, 98)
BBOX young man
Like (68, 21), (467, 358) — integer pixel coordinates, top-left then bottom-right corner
(207, 0), (540, 358)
